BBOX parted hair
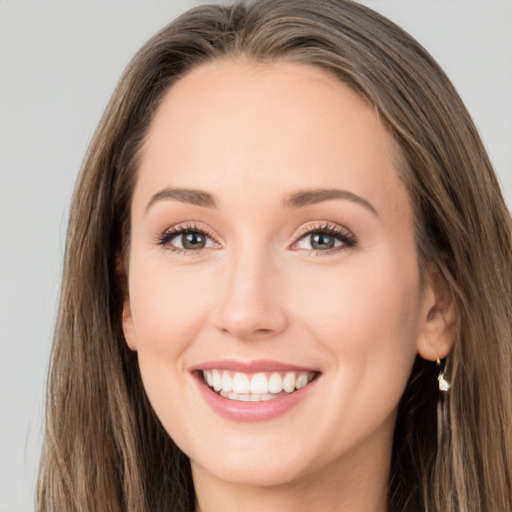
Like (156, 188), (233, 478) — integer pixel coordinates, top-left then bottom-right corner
(37, 1), (512, 511)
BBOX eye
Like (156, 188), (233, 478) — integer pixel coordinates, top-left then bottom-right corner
(172, 231), (213, 250)
(157, 224), (219, 253)
(297, 232), (341, 250)
(292, 223), (357, 253)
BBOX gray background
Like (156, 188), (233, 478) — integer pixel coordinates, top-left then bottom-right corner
(1, 1), (511, 510)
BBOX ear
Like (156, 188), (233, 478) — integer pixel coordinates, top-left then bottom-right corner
(116, 253), (137, 352)
(416, 263), (457, 361)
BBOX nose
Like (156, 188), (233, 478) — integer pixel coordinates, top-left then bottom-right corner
(213, 247), (289, 341)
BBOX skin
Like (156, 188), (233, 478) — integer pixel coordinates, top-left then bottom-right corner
(121, 60), (456, 512)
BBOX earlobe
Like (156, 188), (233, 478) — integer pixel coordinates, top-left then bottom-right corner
(116, 253), (137, 352)
(416, 263), (457, 361)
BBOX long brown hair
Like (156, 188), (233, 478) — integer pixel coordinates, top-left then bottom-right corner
(37, 1), (512, 510)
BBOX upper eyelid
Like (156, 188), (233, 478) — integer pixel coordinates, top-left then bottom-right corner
(161, 222), (220, 242)
(293, 221), (354, 239)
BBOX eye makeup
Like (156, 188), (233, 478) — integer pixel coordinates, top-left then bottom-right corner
(155, 222), (220, 256)
(291, 221), (357, 255)
(155, 219), (357, 257)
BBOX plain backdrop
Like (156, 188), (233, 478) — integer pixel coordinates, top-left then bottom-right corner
(1, 1), (511, 510)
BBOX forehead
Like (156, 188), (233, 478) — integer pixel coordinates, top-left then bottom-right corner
(135, 59), (412, 225)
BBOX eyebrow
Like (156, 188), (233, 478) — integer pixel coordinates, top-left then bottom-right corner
(145, 187), (377, 216)
(145, 188), (217, 212)
(283, 188), (377, 215)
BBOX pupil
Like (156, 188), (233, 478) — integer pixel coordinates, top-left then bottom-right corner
(311, 233), (334, 250)
(183, 232), (205, 249)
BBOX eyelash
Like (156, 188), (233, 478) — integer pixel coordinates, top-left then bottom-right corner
(292, 222), (357, 255)
(156, 221), (357, 256)
(156, 222), (215, 256)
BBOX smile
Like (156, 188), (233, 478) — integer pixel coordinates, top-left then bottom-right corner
(202, 370), (317, 401)
(192, 360), (320, 421)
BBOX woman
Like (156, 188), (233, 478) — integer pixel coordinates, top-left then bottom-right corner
(36, 1), (512, 511)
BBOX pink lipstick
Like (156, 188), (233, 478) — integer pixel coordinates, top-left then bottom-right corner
(191, 359), (320, 422)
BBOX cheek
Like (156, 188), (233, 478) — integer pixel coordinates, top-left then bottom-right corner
(282, 254), (422, 454)
(128, 258), (214, 352)
(126, 261), (223, 450)
(126, 259), (216, 413)
(290, 253), (422, 378)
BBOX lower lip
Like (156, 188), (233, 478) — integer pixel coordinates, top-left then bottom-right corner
(194, 372), (319, 422)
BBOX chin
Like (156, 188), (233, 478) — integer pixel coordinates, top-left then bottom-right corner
(191, 452), (308, 488)
(178, 424), (314, 487)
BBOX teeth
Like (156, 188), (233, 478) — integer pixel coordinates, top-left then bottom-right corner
(296, 373), (308, 389)
(250, 373), (269, 394)
(202, 369), (315, 401)
(283, 372), (296, 393)
(232, 372), (250, 394)
(212, 369), (222, 391)
(268, 372), (283, 393)
(219, 391), (278, 402)
(221, 372), (233, 392)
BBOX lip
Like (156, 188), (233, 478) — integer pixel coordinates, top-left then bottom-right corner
(191, 360), (320, 422)
(190, 359), (316, 373)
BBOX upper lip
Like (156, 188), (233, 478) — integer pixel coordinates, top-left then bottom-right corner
(190, 359), (319, 373)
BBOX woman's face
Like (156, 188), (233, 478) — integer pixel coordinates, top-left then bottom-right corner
(122, 60), (439, 489)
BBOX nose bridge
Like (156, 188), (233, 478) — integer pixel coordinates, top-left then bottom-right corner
(214, 241), (288, 340)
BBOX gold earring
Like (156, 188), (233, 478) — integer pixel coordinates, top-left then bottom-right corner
(436, 358), (451, 391)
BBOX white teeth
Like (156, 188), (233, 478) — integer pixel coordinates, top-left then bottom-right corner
(268, 372), (283, 393)
(221, 372), (233, 392)
(296, 373), (308, 389)
(250, 373), (269, 394)
(212, 369), (222, 391)
(283, 372), (296, 393)
(232, 372), (250, 394)
(202, 369), (316, 400)
(218, 392), (275, 402)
